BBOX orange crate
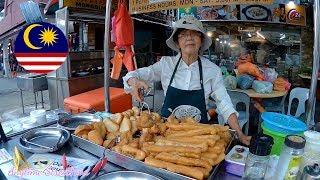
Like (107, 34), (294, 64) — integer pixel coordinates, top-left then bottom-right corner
(64, 87), (132, 114)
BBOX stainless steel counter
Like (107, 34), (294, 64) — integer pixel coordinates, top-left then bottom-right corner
(0, 136), (123, 180)
(0, 134), (241, 180)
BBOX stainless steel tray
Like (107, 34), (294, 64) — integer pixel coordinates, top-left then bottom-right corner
(57, 112), (100, 131)
(72, 131), (235, 180)
(96, 170), (162, 180)
(20, 127), (70, 153)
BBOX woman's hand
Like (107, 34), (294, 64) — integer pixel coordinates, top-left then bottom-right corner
(127, 77), (149, 102)
(227, 114), (251, 146)
(238, 133), (251, 146)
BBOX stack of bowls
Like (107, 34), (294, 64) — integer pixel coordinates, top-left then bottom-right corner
(261, 112), (307, 155)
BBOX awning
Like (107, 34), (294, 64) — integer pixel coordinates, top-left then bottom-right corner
(44, 0), (59, 15)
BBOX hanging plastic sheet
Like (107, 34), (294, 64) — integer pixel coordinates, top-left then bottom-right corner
(20, 1), (44, 24)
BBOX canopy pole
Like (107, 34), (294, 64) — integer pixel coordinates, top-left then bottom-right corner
(306, 0), (320, 127)
(104, 0), (112, 112)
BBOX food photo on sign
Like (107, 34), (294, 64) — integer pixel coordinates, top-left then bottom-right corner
(197, 5), (238, 20)
(240, 4), (273, 22)
(272, 4), (286, 23)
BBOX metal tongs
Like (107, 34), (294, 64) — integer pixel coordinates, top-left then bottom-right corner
(78, 148), (108, 180)
(21, 137), (55, 151)
(138, 87), (152, 114)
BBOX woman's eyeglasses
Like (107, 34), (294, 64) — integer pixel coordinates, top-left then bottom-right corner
(178, 31), (202, 39)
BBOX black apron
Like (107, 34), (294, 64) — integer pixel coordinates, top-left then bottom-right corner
(161, 56), (208, 123)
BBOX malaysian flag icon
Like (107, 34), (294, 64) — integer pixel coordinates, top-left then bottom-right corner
(14, 22), (68, 74)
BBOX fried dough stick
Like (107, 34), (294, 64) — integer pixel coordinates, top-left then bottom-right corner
(145, 157), (204, 180)
(155, 152), (211, 169)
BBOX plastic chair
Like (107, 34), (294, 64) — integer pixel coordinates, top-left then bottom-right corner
(227, 90), (251, 135)
(287, 87), (309, 118)
(263, 93), (288, 114)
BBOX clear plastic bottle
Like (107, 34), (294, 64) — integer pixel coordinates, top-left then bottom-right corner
(274, 135), (306, 180)
(242, 134), (274, 180)
(300, 130), (320, 172)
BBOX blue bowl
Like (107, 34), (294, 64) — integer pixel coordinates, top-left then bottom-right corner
(261, 112), (307, 134)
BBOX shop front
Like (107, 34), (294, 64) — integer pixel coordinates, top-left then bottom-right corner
(47, 0), (109, 109)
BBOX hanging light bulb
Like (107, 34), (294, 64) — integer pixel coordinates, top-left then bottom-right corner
(206, 31), (213, 37)
(287, 1), (295, 8)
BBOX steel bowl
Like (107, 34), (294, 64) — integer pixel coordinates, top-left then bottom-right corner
(19, 127), (70, 153)
(96, 171), (162, 180)
(172, 105), (201, 122)
(57, 112), (100, 131)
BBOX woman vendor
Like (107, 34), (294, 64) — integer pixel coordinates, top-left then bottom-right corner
(123, 16), (251, 145)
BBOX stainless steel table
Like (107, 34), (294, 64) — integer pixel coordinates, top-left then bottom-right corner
(0, 136), (123, 180)
(0, 133), (241, 180)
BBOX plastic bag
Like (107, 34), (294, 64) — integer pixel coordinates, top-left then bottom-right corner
(221, 66), (229, 77)
(111, 16), (116, 43)
(237, 74), (254, 90)
(263, 68), (278, 82)
(252, 80), (273, 94)
(114, 0), (134, 47)
(123, 46), (135, 71)
(224, 75), (237, 90)
(237, 62), (264, 81)
(110, 47), (123, 80)
(273, 77), (291, 91)
(235, 54), (253, 67)
(111, 0), (136, 72)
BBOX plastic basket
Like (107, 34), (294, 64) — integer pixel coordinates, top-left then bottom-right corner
(261, 112), (307, 134)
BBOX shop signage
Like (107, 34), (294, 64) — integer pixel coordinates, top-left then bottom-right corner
(62, 0), (106, 11)
(285, 4), (306, 26)
(178, 7), (197, 19)
(175, 3), (305, 26)
(240, 5), (272, 22)
(238, 4), (305, 25)
(129, 0), (273, 14)
(197, 5), (238, 20)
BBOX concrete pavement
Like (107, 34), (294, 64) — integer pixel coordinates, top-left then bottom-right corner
(0, 75), (50, 122)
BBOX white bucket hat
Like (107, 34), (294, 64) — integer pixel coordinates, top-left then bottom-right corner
(166, 16), (212, 53)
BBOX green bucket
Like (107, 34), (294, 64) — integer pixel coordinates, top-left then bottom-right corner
(261, 122), (286, 155)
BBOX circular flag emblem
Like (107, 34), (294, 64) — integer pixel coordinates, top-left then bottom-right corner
(14, 22), (68, 74)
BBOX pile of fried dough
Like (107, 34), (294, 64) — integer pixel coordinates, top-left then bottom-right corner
(74, 107), (232, 180)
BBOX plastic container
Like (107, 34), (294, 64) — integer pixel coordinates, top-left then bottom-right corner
(300, 131), (320, 172)
(64, 87), (132, 114)
(30, 109), (47, 124)
(274, 135), (306, 180)
(243, 134), (274, 180)
(261, 112), (307, 134)
(22, 118), (37, 129)
(225, 145), (249, 177)
(261, 122), (287, 155)
(304, 130), (320, 152)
